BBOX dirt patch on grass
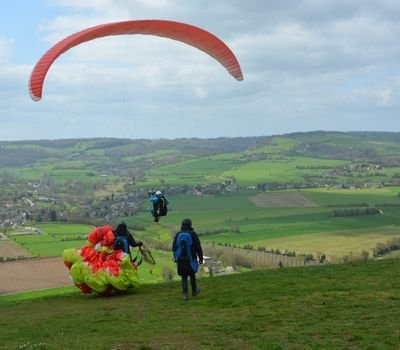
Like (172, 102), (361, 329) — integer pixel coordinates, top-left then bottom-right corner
(250, 192), (318, 208)
(0, 257), (72, 295)
(0, 240), (33, 259)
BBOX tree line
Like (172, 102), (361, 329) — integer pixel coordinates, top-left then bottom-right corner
(330, 207), (381, 217)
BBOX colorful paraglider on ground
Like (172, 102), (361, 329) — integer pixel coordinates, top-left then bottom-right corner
(63, 225), (154, 295)
(29, 19), (243, 101)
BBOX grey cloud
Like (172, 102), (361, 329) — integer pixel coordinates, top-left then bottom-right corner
(1, 0), (400, 140)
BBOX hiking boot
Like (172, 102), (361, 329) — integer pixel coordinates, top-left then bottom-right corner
(182, 293), (188, 301)
(192, 288), (201, 297)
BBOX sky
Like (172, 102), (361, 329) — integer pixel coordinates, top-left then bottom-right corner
(1, 0), (400, 141)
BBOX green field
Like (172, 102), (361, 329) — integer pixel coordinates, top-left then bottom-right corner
(303, 187), (400, 206)
(222, 157), (349, 185)
(136, 155), (352, 187)
(34, 223), (94, 235)
(9, 161), (119, 184)
(135, 155), (243, 187)
(12, 223), (94, 257)
(1, 259), (400, 349)
(10, 186), (400, 263)
(128, 188), (400, 260)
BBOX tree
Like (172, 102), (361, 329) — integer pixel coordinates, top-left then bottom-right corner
(49, 210), (58, 222)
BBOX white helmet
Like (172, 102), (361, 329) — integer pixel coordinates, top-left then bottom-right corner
(155, 190), (162, 196)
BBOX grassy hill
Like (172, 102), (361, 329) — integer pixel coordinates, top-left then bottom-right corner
(2, 132), (400, 349)
(1, 131), (400, 188)
(1, 259), (400, 349)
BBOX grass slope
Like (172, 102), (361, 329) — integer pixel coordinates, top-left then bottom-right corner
(1, 260), (400, 350)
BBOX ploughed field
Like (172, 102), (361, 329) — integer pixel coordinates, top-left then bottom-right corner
(0, 257), (72, 295)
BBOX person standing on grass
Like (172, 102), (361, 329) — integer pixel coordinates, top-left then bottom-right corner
(113, 221), (143, 260)
(172, 218), (203, 301)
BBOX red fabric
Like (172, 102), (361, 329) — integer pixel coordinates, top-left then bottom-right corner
(87, 225), (114, 245)
(102, 229), (115, 247)
(79, 227), (127, 275)
(29, 20), (243, 101)
(75, 283), (92, 294)
(64, 261), (72, 269)
(106, 259), (120, 276)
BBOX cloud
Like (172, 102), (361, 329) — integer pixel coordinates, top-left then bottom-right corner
(1, 0), (400, 140)
(0, 37), (13, 63)
(0, 38), (33, 116)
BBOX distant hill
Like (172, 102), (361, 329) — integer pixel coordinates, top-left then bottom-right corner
(0, 136), (268, 167)
(1, 131), (400, 168)
(1, 130), (400, 227)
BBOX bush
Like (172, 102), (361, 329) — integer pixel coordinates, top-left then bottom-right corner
(360, 250), (369, 261)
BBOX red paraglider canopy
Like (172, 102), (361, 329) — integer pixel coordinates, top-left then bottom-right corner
(29, 19), (244, 101)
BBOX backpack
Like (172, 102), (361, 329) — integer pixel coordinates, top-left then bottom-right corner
(174, 231), (198, 274)
(114, 235), (129, 254)
(150, 194), (159, 204)
(158, 196), (168, 216)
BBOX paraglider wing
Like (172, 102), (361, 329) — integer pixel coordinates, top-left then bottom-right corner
(63, 225), (141, 295)
(29, 20), (244, 101)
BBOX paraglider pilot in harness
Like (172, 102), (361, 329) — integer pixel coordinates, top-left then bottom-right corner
(113, 222), (142, 261)
(172, 218), (203, 300)
(148, 190), (169, 222)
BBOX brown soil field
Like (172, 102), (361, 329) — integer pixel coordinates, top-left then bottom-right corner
(0, 240), (32, 258)
(250, 192), (318, 208)
(0, 257), (72, 295)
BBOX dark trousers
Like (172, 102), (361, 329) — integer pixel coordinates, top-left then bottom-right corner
(151, 208), (159, 222)
(181, 274), (197, 294)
